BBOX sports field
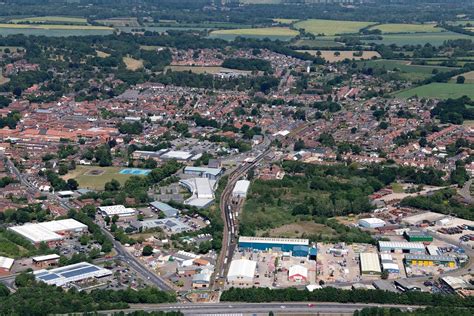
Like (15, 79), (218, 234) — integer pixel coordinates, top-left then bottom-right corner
(210, 27), (298, 37)
(368, 23), (440, 33)
(294, 19), (375, 36)
(63, 166), (146, 190)
(0, 23), (112, 30)
(394, 83), (474, 99)
(298, 50), (380, 62)
(10, 16), (88, 25)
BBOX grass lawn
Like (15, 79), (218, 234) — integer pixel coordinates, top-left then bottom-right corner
(260, 221), (337, 239)
(63, 165), (140, 190)
(368, 23), (440, 33)
(0, 231), (30, 258)
(298, 50), (380, 62)
(0, 23), (112, 30)
(294, 19), (375, 36)
(394, 83), (474, 99)
(210, 27), (298, 37)
(390, 183), (404, 193)
(123, 56), (144, 71)
(140, 45), (166, 51)
(10, 16), (88, 25)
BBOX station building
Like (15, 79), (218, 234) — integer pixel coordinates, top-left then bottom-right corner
(404, 254), (456, 268)
(238, 236), (310, 257)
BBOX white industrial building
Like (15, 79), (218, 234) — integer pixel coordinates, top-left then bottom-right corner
(161, 150), (193, 161)
(232, 180), (250, 198)
(8, 219), (87, 246)
(288, 264), (308, 282)
(34, 262), (112, 287)
(0, 256), (14, 273)
(227, 259), (257, 285)
(98, 205), (136, 217)
(180, 177), (217, 208)
(359, 253), (382, 275)
(358, 218), (386, 228)
(184, 166), (223, 180)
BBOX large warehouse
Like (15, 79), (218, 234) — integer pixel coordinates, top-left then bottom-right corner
(98, 205), (136, 218)
(359, 253), (382, 275)
(8, 219), (87, 247)
(238, 236), (310, 256)
(232, 180), (250, 198)
(404, 230), (433, 243)
(227, 259), (257, 286)
(378, 241), (425, 254)
(358, 218), (386, 228)
(34, 262), (112, 287)
(404, 254), (456, 268)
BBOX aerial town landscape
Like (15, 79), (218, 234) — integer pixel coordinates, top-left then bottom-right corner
(0, 0), (474, 315)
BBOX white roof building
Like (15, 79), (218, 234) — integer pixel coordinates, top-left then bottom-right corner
(0, 256), (14, 271)
(161, 150), (193, 161)
(8, 219), (87, 244)
(32, 254), (61, 262)
(358, 218), (386, 228)
(180, 177), (217, 208)
(227, 259), (257, 284)
(288, 265), (308, 282)
(232, 180), (250, 198)
(34, 262), (112, 287)
(98, 205), (136, 217)
(360, 253), (382, 275)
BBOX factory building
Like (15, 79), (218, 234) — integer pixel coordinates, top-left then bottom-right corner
(404, 254), (456, 268)
(183, 166), (223, 180)
(232, 180), (250, 198)
(98, 205), (136, 218)
(227, 259), (257, 286)
(358, 218), (386, 228)
(380, 253), (399, 273)
(34, 262), (112, 287)
(8, 219), (87, 247)
(359, 253), (382, 275)
(0, 256), (14, 274)
(378, 241), (425, 254)
(149, 201), (179, 218)
(404, 230), (433, 243)
(238, 236), (310, 257)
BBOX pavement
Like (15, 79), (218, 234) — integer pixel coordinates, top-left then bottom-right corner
(102, 302), (422, 315)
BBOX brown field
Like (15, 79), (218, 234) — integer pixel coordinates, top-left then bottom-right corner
(123, 56), (144, 70)
(298, 50), (381, 62)
(261, 221), (337, 239)
(0, 73), (9, 85)
(451, 70), (474, 83)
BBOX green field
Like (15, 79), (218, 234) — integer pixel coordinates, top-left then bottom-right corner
(357, 59), (457, 81)
(292, 38), (345, 49)
(166, 65), (251, 75)
(210, 27), (297, 36)
(273, 18), (299, 24)
(0, 23), (111, 30)
(394, 83), (474, 99)
(363, 31), (472, 46)
(10, 16), (88, 25)
(294, 19), (375, 36)
(368, 23), (441, 33)
(64, 166), (142, 190)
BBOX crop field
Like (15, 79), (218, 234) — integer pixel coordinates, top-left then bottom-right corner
(294, 19), (375, 36)
(95, 17), (140, 27)
(451, 71), (474, 84)
(298, 50), (380, 62)
(394, 83), (474, 99)
(63, 166), (141, 190)
(273, 18), (299, 24)
(210, 27), (297, 37)
(10, 16), (88, 25)
(368, 23), (440, 33)
(0, 23), (112, 30)
(123, 56), (144, 71)
(292, 39), (345, 49)
(363, 31), (472, 46)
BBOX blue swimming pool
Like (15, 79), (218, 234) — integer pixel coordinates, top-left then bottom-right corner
(119, 168), (152, 175)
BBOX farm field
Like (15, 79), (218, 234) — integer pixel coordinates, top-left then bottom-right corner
(166, 65), (251, 75)
(63, 165), (142, 190)
(10, 16), (88, 25)
(96, 50), (111, 58)
(394, 83), (474, 99)
(291, 38), (345, 49)
(0, 23), (111, 30)
(294, 19), (375, 36)
(363, 31), (472, 46)
(0, 27), (113, 36)
(209, 27), (298, 41)
(298, 50), (380, 62)
(273, 18), (299, 24)
(451, 71), (474, 84)
(95, 17), (140, 27)
(0, 73), (9, 85)
(368, 23), (441, 33)
(123, 56), (144, 71)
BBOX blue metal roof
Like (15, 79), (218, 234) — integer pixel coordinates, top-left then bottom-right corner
(61, 266), (99, 278)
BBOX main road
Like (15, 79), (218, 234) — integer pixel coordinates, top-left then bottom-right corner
(102, 302), (421, 315)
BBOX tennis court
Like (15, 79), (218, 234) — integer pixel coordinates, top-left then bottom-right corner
(119, 168), (151, 175)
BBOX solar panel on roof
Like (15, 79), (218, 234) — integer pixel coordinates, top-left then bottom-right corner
(54, 264), (89, 273)
(35, 271), (50, 277)
(39, 273), (60, 281)
(61, 266), (99, 278)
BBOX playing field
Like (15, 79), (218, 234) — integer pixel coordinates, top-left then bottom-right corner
(294, 19), (375, 36)
(368, 23), (440, 33)
(63, 166), (145, 190)
(210, 27), (298, 37)
(298, 50), (380, 62)
(10, 16), (88, 25)
(394, 83), (474, 99)
(0, 23), (112, 30)
(123, 56), (144, 71)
